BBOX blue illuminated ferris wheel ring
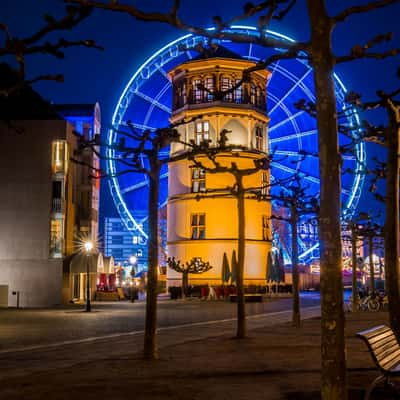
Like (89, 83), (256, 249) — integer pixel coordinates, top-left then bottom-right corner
(107, 26), (366, 262)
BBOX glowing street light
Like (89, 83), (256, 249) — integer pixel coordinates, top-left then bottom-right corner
(84, 240), (93, 312)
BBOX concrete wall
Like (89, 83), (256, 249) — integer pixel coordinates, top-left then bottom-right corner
(0, 120), (70, 307)
(0, 260), (62, 307)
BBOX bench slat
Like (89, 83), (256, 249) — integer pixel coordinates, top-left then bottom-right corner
(367, 330), (395, 346)
(380, 348), (400, 371)
(358, 325), (391, 340)
(373, 338), (399, 360)
(357, 324), (400, 375)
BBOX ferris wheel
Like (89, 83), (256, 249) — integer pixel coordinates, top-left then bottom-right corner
(107, 26), (366, 264)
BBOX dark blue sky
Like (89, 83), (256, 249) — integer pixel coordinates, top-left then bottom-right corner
(2, 0), (399, 222)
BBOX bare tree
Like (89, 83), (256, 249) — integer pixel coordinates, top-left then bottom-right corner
(347, 84), (400, 338)
(76, 123), (189, 360)
(65, 1), (400, 396)
(0, 4), (102, 97)
(167, 257), (213, 297)
(187, 133), (271, 339)
(272, 177), (318, 327)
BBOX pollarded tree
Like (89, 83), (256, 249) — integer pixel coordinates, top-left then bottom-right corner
(187, 131), (271, 339)
(272, 176), (319, 328)
(346, 85), (400, 339)
(76, 122), (190, 360)
(167, 257), (213, 297)
(66, 1), (400, 397)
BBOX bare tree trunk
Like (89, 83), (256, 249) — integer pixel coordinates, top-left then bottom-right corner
(385, 108), (400, 340)
(368, 234), (375, 294)
(236, 181), (246, 338)
(144, 164), (160, 360)
(182, 270), (189, 297)
(291, 205), (300, 327)
(307, 1), (347, 398)
(351, 224), (358, 312)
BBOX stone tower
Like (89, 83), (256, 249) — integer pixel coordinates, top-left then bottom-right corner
(167, 45), (272, 287)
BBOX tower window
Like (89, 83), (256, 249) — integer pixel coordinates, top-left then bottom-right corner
(193, 79), (203, 103)
(191, 213), (206, 239)
(220, 76), (233, 102)
(191, 167), (206, 193)
(261, 172), (268, 196)
(234, 79), (242, 103)
(255, 126), (264, 151)
(195, 121), (210, 145)
(262, 215), (270, 241)
(204, 76), (214, 102)
(250, 84), (256, 105)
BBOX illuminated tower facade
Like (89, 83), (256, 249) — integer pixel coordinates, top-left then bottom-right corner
(167, 46), (272, 287)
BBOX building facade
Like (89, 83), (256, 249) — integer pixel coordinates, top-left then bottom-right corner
(104, 216), (148, 271)
(166, 46), (272, 287)
(0, 72), (101, 307)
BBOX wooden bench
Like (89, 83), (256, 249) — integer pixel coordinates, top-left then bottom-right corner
(356, 325), (400, 400)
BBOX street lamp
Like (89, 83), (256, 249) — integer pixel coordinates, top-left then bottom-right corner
(84, 240), (93, 312)
(129, 255), (138, 302)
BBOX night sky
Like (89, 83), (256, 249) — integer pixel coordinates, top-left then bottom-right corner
(2, 0), (400, 224)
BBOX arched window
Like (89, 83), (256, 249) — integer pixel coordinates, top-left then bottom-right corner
(250, 84), (256, 105)
(204, 76), (215, 102)
(234, 79), (242, 103)
(220, 76), (233, 102)
(255, 126), (264, 151)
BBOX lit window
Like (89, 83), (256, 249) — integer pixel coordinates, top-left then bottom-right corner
(137, 249), (143, 257)
(191, 167), (206, 193)
(234, 79), (242, 103)
(195, 121), (210, 145)
(220, 76), (233, 101)
(193, 79), (202, 103)
(261, 172), (268, 196)
(52, 140), (68, 174)
(204, 76), (214, 102)
(191, 213), (206, 239)
(250, 84), (256, 105)
(262, 216), (270, 241)
(132, 236), (139, 244)
(49, 218), (63, 257)
(255, 126), (264, 151)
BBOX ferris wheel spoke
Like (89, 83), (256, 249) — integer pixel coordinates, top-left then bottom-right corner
(269, 68), (312, 115)
(342, 155), (356, 161)
(274, 150), (316, 158)
(267, 61), (280, 86)
(155, 64), (170, 81)
(121, 172), (168, 194)
(134, 90), (172, 114)
(120, 120), (157, 132)
(269, 110), (304, 132)
(143, 81), (172, 126)
(269, 129), (317, 144)
(272, 162), (320, 185)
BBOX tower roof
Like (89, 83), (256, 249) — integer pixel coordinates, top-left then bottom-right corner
(192, 44), (244, 61)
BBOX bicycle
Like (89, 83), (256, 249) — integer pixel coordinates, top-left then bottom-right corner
(346, 292), (380, 312)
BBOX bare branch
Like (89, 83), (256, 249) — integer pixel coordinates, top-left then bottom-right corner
(66, 0), (308, 52)
(333, 0), (400, 24)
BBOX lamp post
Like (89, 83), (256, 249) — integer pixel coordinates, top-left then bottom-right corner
(84, 240), (93, 312)
(129, 255), (137, 302)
